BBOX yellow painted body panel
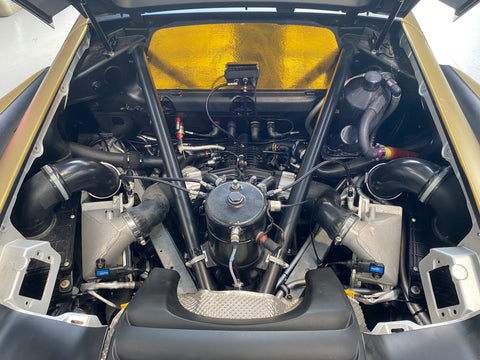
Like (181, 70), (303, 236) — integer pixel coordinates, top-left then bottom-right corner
(147, 23), (339, 90)
(0, 15), (88, 215)
(403, 13), (480, 209)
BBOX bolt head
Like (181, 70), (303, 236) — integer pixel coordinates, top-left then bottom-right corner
(60, 279), (71, 289)
(227, 191), (245, 205)
(410, 285), (421, 295)
(231, 179), (241, 190)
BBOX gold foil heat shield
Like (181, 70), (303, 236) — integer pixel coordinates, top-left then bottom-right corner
(147, 23), (339, 90)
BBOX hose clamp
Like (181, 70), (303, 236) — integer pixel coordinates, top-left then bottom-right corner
(89, 162), (122, 200)
(186, 251), (207, 268)
(418, 166), (451, 203)
(336, 214), (359, 245)
(266, 254), (289, 269)
(123, 212), (143, 241)
(42, 165), (70, 201)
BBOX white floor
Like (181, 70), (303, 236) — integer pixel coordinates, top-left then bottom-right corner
(413, 0), (480, 82)
(0, 3), (478, 98)
(0, 6), (79, 98)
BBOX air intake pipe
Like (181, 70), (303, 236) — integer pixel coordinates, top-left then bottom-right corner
(83, 183), (170, 278)
(312, 184), (403, 288)
(13, 159), (120, 237)
(366, 158), (471, 243)
(312, 192), (358, 243)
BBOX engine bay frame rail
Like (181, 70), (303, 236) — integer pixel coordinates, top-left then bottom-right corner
(132, 44), (215, 290)
(258, 44), (355, 293)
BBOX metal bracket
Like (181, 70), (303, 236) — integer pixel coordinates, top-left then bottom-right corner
(150, 224), (197, 294)
(266, 254), (289, 269)
(186, 251), (207, 268)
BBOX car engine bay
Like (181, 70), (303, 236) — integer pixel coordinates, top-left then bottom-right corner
(1, 14), (479, 355)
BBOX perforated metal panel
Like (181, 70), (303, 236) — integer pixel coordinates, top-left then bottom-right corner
(178, 290), (300, 319)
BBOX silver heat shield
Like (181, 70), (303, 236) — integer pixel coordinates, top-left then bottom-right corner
(178, 290), (300, 319)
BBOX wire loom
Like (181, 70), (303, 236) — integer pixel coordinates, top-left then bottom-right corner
(147, 23), (339, 90)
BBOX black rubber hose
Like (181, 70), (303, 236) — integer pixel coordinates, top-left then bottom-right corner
(179, 153), (207, 169)
(305, 182), (358, 241)
(366, 158), (439, 199)
(367, 158), (471, 243)
(132, 45), (215, 290)
(188, 123), (220, 138)
(13, 159), (120, 237)
(312, 192), (357, 241)
(258, 44), (355, 293)
(357, 84), (390, 159)
(250, 121), (260, 142)
(316, 158), (379, 179)
(358, 108), (382, 159)
(70, 142), (164, 169)
(126, 183), (170, 238)
(43, 119), (71, 161)
(266, 122), (283, 138)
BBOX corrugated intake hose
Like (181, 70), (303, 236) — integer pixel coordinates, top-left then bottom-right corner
(366, 158), (471, 243)
(13, 159), (120, 237)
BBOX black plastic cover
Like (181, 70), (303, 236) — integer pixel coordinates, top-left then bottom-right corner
(108, 267), (364, 359)
(364, 313), (480, 360)
(13, 0), (72, 26)
(0, 304), (106, 360)
(441, 65), (480, 143)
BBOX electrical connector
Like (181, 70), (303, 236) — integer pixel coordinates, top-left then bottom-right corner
(95, 265), (138, 280)
(334, 259), (385, 279)
(224, 63), (260, 90)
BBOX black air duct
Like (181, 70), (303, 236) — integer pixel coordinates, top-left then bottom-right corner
(14, 159), (120, 237)
(367, 158), (471, 243)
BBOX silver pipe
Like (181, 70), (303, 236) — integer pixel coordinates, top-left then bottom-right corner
(178, 144), (225, 153)
(87, 290), (120, 309)
(275, 237), (312, 289)
(285, 279), (307, 289)
(81, 281), (137, 292)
